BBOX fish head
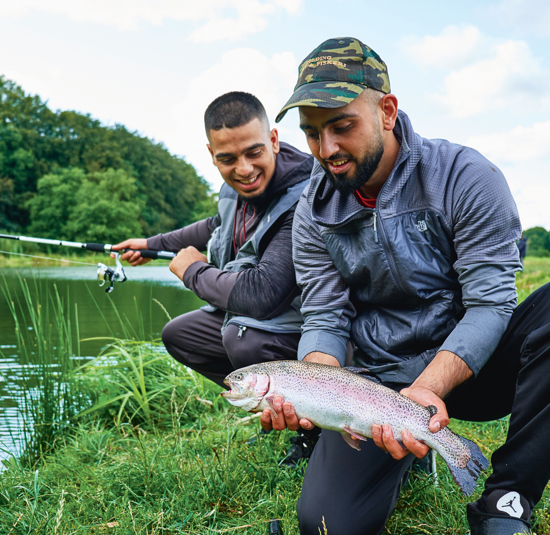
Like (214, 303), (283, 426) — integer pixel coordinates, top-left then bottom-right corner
(221, 368), (270, 412)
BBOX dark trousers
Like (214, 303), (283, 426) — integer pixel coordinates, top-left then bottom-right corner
(162, 308), (301, 387)
(297, 283), (550, 535)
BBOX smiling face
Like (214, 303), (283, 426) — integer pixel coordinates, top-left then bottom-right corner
(299, 90), (399, 198)
(207, 118), (280, 199)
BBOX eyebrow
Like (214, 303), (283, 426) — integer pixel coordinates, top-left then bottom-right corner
(300, 112), (357, 131)
(215, 142), (265, 160)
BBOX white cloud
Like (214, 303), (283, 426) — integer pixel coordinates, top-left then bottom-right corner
(467, 121), (550, 163)
(466, 122), (550, 229)
(487, 0), (550, 37)
(0, 0), (303, 41)
(403, 26), (550, 119)
(401, 25), (483, 69)
(498, 161), (550, 230)
(437, 40), (550, 118)
(187, 0), (274, 43)
(172, 47), (307, 190)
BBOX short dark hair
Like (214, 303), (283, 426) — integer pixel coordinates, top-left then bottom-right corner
(204, 92), (269, 136)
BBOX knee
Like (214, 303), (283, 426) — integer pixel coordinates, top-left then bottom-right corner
(297, 501), (381, 535)
(161, 319), (190, 366)
(161, 319), (178, 350)
(297, 485), (390, 535)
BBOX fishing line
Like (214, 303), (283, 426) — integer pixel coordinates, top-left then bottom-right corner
(0, 249), (97, 266)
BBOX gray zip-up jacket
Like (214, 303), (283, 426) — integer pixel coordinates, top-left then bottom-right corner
(293, 110), (522, 383)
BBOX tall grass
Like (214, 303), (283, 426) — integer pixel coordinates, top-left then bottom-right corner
(77, 340), (216, 428)
(0, 276), (85, 466)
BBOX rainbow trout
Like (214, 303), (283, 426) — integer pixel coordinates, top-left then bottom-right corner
(222, 360), (489, 495)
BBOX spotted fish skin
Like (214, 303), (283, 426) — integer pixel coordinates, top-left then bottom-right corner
(222, 360), (489, 496)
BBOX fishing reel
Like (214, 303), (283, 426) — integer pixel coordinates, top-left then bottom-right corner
(97, 252), (127, 293)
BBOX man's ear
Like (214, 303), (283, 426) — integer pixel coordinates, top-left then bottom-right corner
(380, 94), (398, 131)
(270, 128), (280, 155)
(207, 144), (216, 165)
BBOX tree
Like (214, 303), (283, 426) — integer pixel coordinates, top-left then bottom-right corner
(26, 168), (85, 238)
(1, 76), (216, 235)
(69, 169), (144, 243)
(27, 167), (144, 244)
(524, 227), (550, 257)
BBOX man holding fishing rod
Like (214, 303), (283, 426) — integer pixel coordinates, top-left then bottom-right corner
(266, 37), (550, 534)
(113, 91), (319, 465)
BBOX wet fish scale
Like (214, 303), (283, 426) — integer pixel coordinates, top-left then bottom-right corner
(222, 360), (489, 495)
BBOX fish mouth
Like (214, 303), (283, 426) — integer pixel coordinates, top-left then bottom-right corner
(220, 388), (243, 400)
(220, 377), (249, 400)
(220, 374), (271, 411)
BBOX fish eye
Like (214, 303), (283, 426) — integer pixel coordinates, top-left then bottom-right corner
(234, 373), (244, 381)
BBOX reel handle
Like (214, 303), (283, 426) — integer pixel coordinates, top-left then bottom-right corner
(128, 249), (176, 260)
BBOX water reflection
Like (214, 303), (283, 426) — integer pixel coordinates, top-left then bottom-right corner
(0, 265), (205, 463)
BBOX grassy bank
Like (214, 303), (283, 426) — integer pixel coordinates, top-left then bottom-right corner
(0, 258), (549, 534)
(1, 343), (549, 534)
(516, 256), (550, 302)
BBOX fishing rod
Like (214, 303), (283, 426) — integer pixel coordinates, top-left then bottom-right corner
(0, 233), (176, 293)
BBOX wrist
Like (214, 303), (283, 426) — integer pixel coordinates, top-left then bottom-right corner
(303, 352), (340, 367)
(411, 350), (473, 399)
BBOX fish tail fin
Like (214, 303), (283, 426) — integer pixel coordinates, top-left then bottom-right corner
(440, 434), (489, 496)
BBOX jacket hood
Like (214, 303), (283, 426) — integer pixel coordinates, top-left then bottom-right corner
(310, 109), (420, 227)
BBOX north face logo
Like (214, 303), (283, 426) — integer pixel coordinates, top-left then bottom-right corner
(416, 220), (428, 232)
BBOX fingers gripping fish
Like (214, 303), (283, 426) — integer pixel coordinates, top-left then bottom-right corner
(221, 360), (489, 496)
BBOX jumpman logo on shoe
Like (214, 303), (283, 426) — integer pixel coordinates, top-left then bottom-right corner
(496, 491), (524, 519)
(501, 497), (517, 513)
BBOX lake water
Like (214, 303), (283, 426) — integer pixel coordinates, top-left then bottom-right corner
(0, 264), (205, 461)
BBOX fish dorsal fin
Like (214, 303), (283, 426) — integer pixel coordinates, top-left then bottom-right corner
(426, 405), (438, 417)
(344, 367), (381, 383)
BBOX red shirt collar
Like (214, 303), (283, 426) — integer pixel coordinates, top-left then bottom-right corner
(354, 189), (377, 209)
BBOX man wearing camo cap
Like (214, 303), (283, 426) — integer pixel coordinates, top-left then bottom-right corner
(261, 37), (550, 535)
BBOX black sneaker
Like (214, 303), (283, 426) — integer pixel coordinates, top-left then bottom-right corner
(280, 427), (321, 468)
(467, 491), (532, 535)
(268, 519), (284, 534)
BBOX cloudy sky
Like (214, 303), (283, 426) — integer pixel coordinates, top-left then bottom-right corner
(1, 0), (549, 229)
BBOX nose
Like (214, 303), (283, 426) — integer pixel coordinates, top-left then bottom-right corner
(235, 157), (254, 178)
(318, 132), (339, 161)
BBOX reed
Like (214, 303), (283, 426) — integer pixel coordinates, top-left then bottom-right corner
(0, 276), (85, 466)
(77, 340), (222, 429)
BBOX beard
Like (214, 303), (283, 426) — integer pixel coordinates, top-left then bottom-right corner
(237, 180), (273, 208)
(324, 133), (384, 196)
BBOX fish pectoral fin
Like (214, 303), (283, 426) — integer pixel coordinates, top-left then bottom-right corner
(341, 426), (369, 451)
(340, 431), (363, 451)
(343, 426), (369, 442)
(264, 395), (278, 420)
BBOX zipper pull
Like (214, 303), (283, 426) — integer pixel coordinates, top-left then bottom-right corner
(373, 211), (379, 243)
(237, 326), (247, 339)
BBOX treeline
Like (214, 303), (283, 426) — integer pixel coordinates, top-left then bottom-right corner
(0, 76), (216, 243)
(524, 227), (550, 257)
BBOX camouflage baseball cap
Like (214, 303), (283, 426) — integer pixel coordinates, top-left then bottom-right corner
(275, 37), (390, 123)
